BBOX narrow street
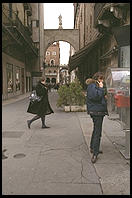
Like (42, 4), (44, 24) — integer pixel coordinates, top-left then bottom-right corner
(2, 92), (130, 195)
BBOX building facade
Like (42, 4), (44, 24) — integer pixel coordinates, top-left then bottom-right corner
(69, 3), (130, 89)
(44, 42), (60, 85)
(2, 3), (44, 100)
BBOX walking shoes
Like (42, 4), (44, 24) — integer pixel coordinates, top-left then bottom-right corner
(42, 125), (50, 129)
(27, 120), (31, 129)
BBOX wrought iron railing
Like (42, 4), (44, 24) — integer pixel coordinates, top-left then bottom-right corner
(94, 3), (106, 26)
(23, 3), (32, 16)
(2, 5), (38, 55)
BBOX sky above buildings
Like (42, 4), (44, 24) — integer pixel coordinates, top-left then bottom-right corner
(44, 3), (74, 65)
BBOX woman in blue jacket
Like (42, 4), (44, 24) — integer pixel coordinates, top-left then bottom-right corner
(86, 72), (108, 163)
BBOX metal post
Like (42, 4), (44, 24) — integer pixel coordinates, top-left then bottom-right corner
(119, 107), (130, 159)
(120, 129), (130, 159)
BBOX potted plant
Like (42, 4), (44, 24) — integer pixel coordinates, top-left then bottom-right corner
(57, 84), (71, 111)
(57, 79), (86, 112)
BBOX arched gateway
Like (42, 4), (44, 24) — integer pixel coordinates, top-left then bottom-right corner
(44, 29), (79, 55)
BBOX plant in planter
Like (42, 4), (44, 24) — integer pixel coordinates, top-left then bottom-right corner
(69, 79), (86, 106)
(57, 79), (86, 111)
(56, 84), (71, 107)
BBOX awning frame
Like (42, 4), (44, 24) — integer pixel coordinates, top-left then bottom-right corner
(68, 34), (104, 71)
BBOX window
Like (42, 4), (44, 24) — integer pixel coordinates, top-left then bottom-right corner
(120, 46), (130, 68)
(36, 20), (39, 27)
(9, 3), (12, 18)
(32, 20), (36, 27)
(80, 9), (83, 24)
(90, 15), (92, 28)
(50, 59), (55, 66)
(52, 51), (56, 55)
(7, 63), (13, 93)
(32, 20), (39, 28)
(16, 66), (20, 91)
(46, 51), (50, 55)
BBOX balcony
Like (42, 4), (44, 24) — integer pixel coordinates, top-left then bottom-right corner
(23, 3), (32, 16)
(94, 3), (129, 29)
(45, 73), (57, 76)
(2, 6), (38, 56)
(94, 3), (106, 27)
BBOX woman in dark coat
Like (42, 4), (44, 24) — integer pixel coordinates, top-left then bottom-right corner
(86, 72), (108, 163)
(27, 76), (54, 129)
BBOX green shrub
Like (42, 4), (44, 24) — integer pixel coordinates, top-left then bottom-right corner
(57, 84), (71, 107)
(57, 79), (86, 107)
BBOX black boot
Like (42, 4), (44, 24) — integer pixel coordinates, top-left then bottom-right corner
(27, 115), (40, 129)
(41, 116), (50, 128)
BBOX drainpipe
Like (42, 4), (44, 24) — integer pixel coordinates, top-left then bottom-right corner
(38, 3), (40, 72)
(84, 3), (85, 46)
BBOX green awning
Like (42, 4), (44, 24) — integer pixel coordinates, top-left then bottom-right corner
(68, 35), (103, 72)
(112, 25), (130, 47)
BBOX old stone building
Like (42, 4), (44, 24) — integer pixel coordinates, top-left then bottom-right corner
(69, 3), (130, 89)
(2, 3), (44, 100)
(44, 42), (60, 84)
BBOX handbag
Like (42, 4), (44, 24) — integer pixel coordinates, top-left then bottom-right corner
(29, 90), (42, 103)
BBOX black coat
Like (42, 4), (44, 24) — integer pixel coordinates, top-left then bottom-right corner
(86, 78), (108, 116)
(27, 82), (54, 117)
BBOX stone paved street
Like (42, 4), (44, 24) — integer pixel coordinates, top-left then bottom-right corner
(2, 92), (130, 195)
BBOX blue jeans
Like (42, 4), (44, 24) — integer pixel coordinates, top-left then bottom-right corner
(90, 115), (104, 156)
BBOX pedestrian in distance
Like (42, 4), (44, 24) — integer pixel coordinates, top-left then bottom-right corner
(27, 76), (54, 129)
(86, 72), (108, 163)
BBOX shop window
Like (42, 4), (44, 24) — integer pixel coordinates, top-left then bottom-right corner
(6, 63), (13, 93)
(16, 66), (20, 91)
(120, 45), (130, 68)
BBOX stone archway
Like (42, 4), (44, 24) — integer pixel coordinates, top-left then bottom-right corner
(44, 29), (79, 55)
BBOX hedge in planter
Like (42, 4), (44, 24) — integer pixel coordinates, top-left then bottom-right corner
(57, 79), (86, 108)
(56, 84), (71, 107)
(69, 79), (86, 106)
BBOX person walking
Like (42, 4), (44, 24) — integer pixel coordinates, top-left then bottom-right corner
(86, 72), (108, 163)
(27, 76), (54, 129)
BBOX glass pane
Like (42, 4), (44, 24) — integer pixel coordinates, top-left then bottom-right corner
(120, 46), (130, 67)
(7, 63), (13, 93)
(16, 66), (20, 91)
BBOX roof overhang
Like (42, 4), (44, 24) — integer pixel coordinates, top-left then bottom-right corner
(112, 25), (130, 47)
(68, 35), (103, 72)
